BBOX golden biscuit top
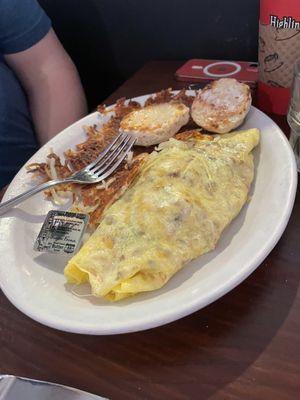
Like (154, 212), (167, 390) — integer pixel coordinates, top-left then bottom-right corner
(120, 103), (189, 133)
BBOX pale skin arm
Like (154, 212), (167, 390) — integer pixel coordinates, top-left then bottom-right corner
(4, 28), (88, 145)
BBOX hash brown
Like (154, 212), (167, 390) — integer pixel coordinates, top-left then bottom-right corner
(27, 89), (196, 226)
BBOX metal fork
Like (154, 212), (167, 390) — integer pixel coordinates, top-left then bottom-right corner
(0, 133), (136, 216)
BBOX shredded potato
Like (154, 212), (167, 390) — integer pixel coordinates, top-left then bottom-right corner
(27, 89), (195, 225)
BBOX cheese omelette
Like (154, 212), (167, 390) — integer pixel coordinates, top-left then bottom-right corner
(65, 128), (260, 301)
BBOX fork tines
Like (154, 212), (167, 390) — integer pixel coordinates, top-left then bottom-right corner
(87, 133), (136, 181)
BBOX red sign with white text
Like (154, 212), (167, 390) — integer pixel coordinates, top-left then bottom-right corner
(258, 0), (300, 114)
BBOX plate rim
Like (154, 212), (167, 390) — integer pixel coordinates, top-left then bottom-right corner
(0, 95), (298, 335)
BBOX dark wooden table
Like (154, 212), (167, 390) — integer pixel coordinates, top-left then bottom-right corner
(1, 61), (299, 400)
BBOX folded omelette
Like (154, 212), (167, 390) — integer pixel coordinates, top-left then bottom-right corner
(65, 128), (260, 301)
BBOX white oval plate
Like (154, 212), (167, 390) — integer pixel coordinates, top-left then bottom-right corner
(0, 92), (297, 335)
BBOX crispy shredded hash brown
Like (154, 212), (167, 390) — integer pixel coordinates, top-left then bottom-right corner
(27, 89), (196, 226)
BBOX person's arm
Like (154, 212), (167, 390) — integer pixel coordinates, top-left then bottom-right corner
(4, 28), (87, 145)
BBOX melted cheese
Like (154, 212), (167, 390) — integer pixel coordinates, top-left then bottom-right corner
(120, 103), (189, 132)
(65, 128), (260, 301)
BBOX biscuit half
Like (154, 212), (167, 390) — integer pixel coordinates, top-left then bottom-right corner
(119, 102), (190, 146)
(191, 78), (251, 134)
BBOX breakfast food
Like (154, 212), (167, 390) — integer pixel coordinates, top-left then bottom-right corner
(191, 78), (252, 133)
(65, 128), (260, 301)
(119, 102), (190, 146)
(27, 86), (259, 303)
(27, 90), (194, 225)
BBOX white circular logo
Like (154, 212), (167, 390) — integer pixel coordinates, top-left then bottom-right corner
(203, 61), (241, 78)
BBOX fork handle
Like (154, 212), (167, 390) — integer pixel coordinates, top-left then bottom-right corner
(0, 179), (66, 216)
